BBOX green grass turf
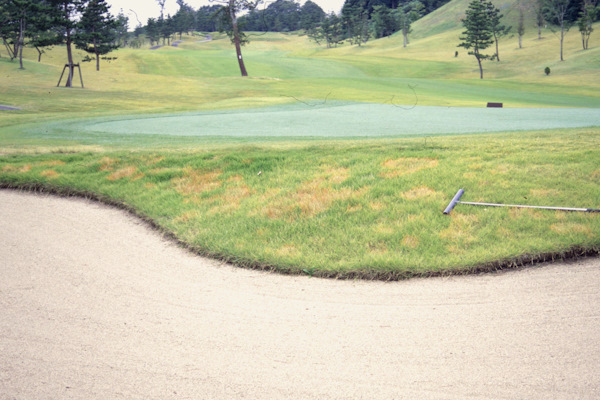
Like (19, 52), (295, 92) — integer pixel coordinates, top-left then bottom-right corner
(1, 129), (599, 279)
(0, 1), (599, 278)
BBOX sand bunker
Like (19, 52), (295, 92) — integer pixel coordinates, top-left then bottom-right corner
(1, 190), (599, 399)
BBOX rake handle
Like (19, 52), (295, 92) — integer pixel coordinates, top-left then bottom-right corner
(443, 189), (600, 214)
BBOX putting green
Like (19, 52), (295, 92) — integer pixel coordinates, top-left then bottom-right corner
(36, 102), (600, 143)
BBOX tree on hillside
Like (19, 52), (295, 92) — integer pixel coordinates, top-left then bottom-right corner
(534, 0), (545, 39)
(396, 1), (425, 47)
(146, 17), (160, 45)
(342, 2), (370, 46)
(543, 0), (574, 61)
(517, 7), (525, 48)
(195, 5), (220, 32)
(577, 0), (598, 49)
(47, 0), (89, 87)
(300, 0), (325, 31)
(307, 12), (343, 48)
(215, 0), (262, 76)
(0, 0), (52, 68)
(371, 5), (398, 39)
(484, 0), (510, 61)
(458, 0), (494, 79)
(173, 1), (196, 38)
(75, 0), (119, 71)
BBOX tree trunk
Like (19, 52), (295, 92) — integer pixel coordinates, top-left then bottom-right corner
(66, 35), (74, 87)
(560, 23), (564, 61)
(494, 33), (500, 62)
(477, 56), (483, 79)
(18, 19), (25, 70)
(518, 34), (522, 49)
(63, 2), (75, 87)
(403, 31), (408, 47)
(94, 37), (100, 71)
(229, 0), (248, 77)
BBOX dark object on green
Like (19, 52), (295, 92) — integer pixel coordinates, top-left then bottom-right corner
(487, 102), (503, 108)
(545, 67), (551, 75)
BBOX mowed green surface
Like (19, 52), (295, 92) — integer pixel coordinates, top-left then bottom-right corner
(30, 104), (600, 143)
(0, 3), (599, 278)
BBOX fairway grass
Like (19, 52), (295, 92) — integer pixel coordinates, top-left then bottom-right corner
(1, 9), (599, 278)
(1, 129), (599, 279)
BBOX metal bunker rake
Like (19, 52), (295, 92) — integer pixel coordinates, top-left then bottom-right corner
(443, 189), (600, 215)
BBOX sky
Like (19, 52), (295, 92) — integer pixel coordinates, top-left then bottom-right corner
(106, 0), (346, 28)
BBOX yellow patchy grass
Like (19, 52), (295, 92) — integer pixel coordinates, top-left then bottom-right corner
(401, 235), (420, 249)
(550, 223), (594, 237)
(380, 158), (438, 178)
(440, 213), (478, 246)
(400, 186), (443, 200)
(107, 166), (143, 181)
(276, 244), (300, 257)
(173, 167), (222, 195)
(529, 188), (560, 198)
(40, 170), (59, 179)
(99, 157), (117, 171)
(36, 160), (66, 167)
(509, 207), (546, 220)
(209, 177), (253, 214)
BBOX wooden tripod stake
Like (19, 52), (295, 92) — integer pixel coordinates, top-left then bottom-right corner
(57, 63), (84, 88)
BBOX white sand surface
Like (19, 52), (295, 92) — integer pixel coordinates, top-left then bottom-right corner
(1, 190), (599, 399)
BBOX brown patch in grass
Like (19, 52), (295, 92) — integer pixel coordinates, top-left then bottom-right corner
(380, 158), (438, 178)
(37, 160), (66, 167)
(529, 188), (560, 198)
(550, 223), (593, 237)
(370, 201), (386, 211)
(98, 157), (117, 171)
(401, 235), (419, 249)
(374, 224), (395, 235)
(107, 166), (143, 181)
(175, 210), (201, 223)
(440, 213), (478, 244)
(509, 208), (546, 220)
(293, 178), (367, 217)
(321, 166), (350, 184)
(276, 245), (299, 257)
(2, 165), (17, 172)
(40, 170), (59, 179)
(259, 177), (366, 219)
(209, 187), (253, 214)
(400, 186), (442, 200)
(20, 164), (31, 173)
(209, 176), (253, 214)
(346, 204), (363, 212)
(497, 226), (512, 239)
(368, 241), (388, 255)
(173, 167), (221, 195)
(592, 169), (600, 180)
(491, 164), (511, 175)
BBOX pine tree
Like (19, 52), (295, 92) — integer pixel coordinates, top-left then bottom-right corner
(458, 0), (494, 79)
(75, 0), (119, 71)
(484, 0), (510, 62)
(47, 0), (88, 87)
